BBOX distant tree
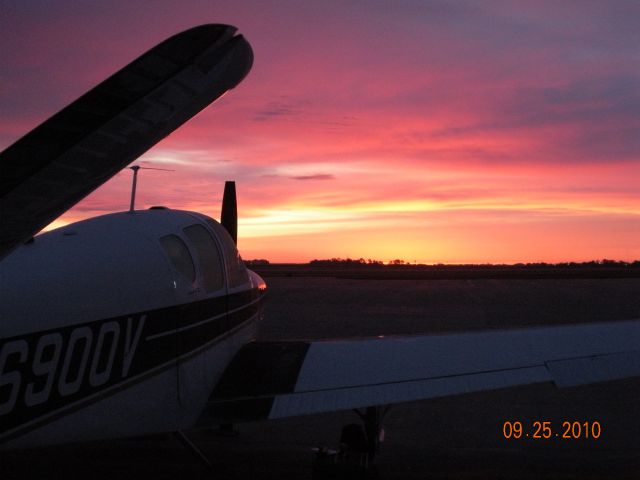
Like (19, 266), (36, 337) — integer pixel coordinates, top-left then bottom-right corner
(600, 259), (619, 265)
(389, 259), (406, 265)
(244, 259), (270, 266)
(309, 257), (385, 267)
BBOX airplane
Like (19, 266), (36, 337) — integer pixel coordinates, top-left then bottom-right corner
(1, 23), (639, 470)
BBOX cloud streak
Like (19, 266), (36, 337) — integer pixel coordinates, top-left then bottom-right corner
(290, 174), (335, 181)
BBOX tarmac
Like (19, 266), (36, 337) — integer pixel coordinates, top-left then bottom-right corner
(2, 277), (639, 479)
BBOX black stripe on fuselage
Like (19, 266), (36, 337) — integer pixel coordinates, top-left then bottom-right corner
(0, 287), (264, 444)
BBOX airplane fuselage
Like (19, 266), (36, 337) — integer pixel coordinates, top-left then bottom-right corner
(0, 208), (266, 448)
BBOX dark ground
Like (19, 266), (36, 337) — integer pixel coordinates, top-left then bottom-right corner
(2, 277), (639, 479)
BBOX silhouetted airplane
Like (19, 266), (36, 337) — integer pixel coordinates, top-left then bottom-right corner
(1, 25), (639, 466)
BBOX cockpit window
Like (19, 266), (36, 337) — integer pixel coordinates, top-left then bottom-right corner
(228, 251), (250, 288)
(159, 234), (195, 284)
(219, 231), (250, 288)
(183, 224), (224, 292)
(205, 218), (249, 288)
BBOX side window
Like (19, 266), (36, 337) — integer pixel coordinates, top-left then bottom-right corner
(220, 232), (250, 289)
(159, 235), (195, 284)
(205, 218), (250, 289)
(183, 224), (224, 292)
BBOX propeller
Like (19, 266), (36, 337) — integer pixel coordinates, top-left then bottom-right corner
(221, 181), (237, 245)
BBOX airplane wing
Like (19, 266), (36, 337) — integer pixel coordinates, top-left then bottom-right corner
(0, 24), (252, 260)
(201, 319), (640, 423)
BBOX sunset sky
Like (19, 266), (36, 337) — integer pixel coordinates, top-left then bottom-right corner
(1, 1), (639, 263)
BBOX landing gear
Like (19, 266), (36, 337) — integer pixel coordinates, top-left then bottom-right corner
(353, 405), (390, 463)
(313, 405), (390, 479)
(173, 431), (213, 471)
(215, 423), (239, 437)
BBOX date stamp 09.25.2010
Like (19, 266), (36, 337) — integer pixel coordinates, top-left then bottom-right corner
(502, 421), (602, 440)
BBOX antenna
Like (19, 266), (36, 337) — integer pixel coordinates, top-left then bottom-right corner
(128, 165), (174, 212)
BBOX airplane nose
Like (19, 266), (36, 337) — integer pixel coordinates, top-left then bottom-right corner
(248, 269), (267, 294)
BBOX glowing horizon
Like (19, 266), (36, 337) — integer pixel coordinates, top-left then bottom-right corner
(2, 1), (639, 264)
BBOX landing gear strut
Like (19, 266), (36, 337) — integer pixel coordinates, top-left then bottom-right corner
(353, 405), (390, 463)
(313, 405), (390, 479)
(173, 431), (213, 471)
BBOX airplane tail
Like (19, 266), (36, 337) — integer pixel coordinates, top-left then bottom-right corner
(221, 181), (238, 245)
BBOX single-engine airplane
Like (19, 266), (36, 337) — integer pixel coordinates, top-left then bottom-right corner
(1, 25), (639, 465)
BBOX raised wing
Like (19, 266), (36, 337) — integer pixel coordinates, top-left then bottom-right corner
(0, 24), (252, 260)
(202, 319), (640, 423)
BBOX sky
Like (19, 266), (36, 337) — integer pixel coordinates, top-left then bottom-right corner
(1, 0), (639, 263)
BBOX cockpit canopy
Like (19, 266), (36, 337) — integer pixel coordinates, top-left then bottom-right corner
(159, 213), (249, 293)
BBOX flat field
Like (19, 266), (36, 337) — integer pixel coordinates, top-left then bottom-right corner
(2, 277), (639, 479)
